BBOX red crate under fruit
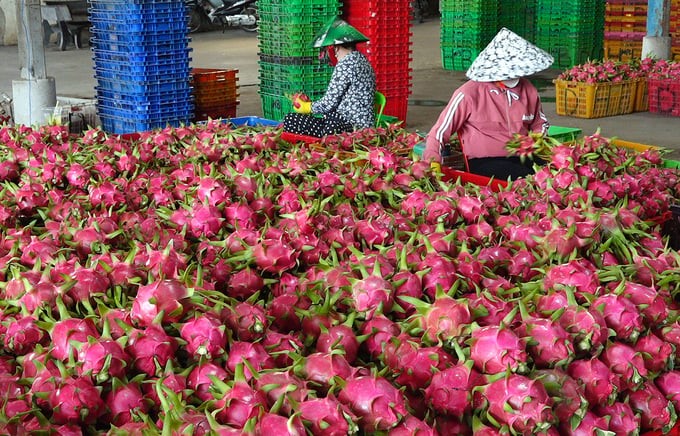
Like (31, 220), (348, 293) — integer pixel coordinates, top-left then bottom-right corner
(441, 167), (508, 191)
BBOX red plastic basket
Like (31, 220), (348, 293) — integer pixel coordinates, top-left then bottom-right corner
(440, 168), (508, 192)
(648, 78), (680, 117)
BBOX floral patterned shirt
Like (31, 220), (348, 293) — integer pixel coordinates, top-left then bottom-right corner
(312, 51), (376, 129)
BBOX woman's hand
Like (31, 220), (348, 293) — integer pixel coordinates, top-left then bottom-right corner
(292, 93), (312, 114)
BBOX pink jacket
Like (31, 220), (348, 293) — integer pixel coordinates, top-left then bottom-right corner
(423, 79), (549, 162)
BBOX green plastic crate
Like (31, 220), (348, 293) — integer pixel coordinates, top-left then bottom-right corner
(664, 159), (680, 169)
(547, 125), (582, 143)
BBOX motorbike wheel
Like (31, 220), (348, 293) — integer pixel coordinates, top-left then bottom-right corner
(188, 8), (208, 33)
(240, 6), (258, 32)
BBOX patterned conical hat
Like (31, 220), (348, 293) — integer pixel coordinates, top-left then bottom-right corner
(312, 17), (369, 48)
(465, 28), (554, 82)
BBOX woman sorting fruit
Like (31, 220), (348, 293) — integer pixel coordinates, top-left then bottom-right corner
(283, 17), (377, 137)
(424, 27), (554, 181)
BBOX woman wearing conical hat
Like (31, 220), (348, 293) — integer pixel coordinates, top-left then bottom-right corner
(283, 17), (377, 137)
(424, 28), (554, 181)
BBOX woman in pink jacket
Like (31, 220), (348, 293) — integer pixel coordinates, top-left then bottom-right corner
(424, 28), (554, 181)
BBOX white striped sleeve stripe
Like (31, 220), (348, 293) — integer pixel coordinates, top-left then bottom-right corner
(436, 92), (465, 143)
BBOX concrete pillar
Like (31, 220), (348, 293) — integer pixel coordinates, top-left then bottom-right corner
(642, 0), (671, 59)
(11, 0), (57, 125)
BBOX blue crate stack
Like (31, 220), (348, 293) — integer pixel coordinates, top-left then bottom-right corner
(257, 0), (341, 121)
(89, 0), (193, 134)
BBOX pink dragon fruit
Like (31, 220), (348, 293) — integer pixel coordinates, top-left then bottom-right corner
(337, 375), (408, 432)
(558, 306), (609, 355)
(655, 370), (680, 411)
(188, 362), (229, 402)
(253, 370), (309, 415)
(3, 316), (46, 355)
(130, 279), (190, 327)
(592, 294), (644, 342)
(225, 266), (264, 300)
(252, 238), (299, 274)
(296, 396), (357, 436)
(424, 362), (485, 416)
(179, 313), (227, 360)
(225, 341), (276, 380)
(620, 281), (669, 326)
(629, 380), (678, 433)
(470, 325), (528, 374)
(225, 301), (269, 342)
(468, 291), (516, 327)
(297, 351), (354, 388)
(515, 316), (574, 369)
(261, 330), (305, 368)
(535, 369), (587, 423)
(214, 371), (268, 429)
(567, 357), (621, 407)
(126, 325), (179, 376)
(600, 341), (648, 390)
(559, 410), (610, 436)
(391, 344), (454, 392)
(360, 315), (401, 359)
(78, 339), (131, 383)
(542, 259), (601, 302)
(417, 253), (458, 299)
(389, 415), (439, 435)
(411, 294), (471, 345)
(316, 324), (360, 364)
(49, 377), (106, 425)
(254, 413), (306, 435)
(50, 317), (100, 361)
(350, 274), (394, 319)
(481, 374), (557, 434)
(635, 333), (675, 373)
(105, 381), (149, 427)
(595, 402), (640, 436)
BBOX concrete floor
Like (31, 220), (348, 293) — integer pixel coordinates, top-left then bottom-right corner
(1, 18), (679, 158)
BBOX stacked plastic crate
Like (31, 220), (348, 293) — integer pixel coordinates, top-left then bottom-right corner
(439, 0), (499, 71)
(534, 0), (604, 69)
(191, 68), (240, 120)
(499, 0), (536, 43)
(672, 0), (680, 61)
(257, 0), (340, 121)
(603, 0), (648, 62)
(343, 0), (413, 122)
(89, 0), (192, 134)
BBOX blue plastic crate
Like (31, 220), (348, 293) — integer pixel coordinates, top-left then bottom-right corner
(89, 17), (188, 32)
(95, 77), (190, 94)
(100, 115), (190, 135)
(92, 48), (191, 64)
(89, 29), (188, 44)
(94, 66), (190, 82)
(96, 87), (193, 103)
(88, 1), (186, 13)
(88, 9), (188, 22)
(90, 38), (189, 53)
(93, 58), (191, 75)
(97, 96), (193, 113)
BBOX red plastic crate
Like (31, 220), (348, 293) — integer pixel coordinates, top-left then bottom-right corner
(280, 131), (321, 144)
(383, 94), (409, 122)
(441, 168), (508, 192)
(648, 78), (680, 117)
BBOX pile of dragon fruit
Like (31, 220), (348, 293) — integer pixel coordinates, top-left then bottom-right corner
(1, 120), (680, 435)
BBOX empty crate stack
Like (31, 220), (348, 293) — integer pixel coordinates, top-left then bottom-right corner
(499, 0), (535, 43)
(191, 68), (240, 120)
(343, 0), (413, 122)
(603, 0), (647, 62)
(534, 0), (604, 69)
(672, 0), (680, 61)
(439, 0), (499, 71)
(257, 0), (340, 121)
(89, 0), (192, 134)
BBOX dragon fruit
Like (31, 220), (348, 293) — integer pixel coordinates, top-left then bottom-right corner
(130, 279), (190, 327)
(360, 315), (401, 358)
(424, 362), (485, 416)
(316, 324), (360, 364)
(515, 316), (574, 369)
(105, 381), (149, 427)
(558, 410), (610, 436)
(391, 344), (454, 391)
(188, 362), (229, 402)
(214, 367), (268, 429)
(629, 380), (678, 433)
(3, 316), (46, 355)
(297, 351), (354, 389)
(225, 301), (269, 342)
(337, 375), (408, 432)
(656, 370), (680, 412)
(297, 396), (357, 436)
(535, 369), (587, 423)
(592, 294), (644, 342)
(252, 238), (299, 274)
(389, 415), (439, 435)
(126, 325), (178, 376)
(253, 370), (309, 416)
(50, 317), (100, 361)
(179, 313), (227, 360)
(558, 306), (609, 355)
(78, 339), (131, 383)
(542, 259), (601, 302)
(600, 341), (648, 390)
(49, 377), (106, 425)
(225, 341), (276, 380)
(409, 294), (471, 345)
(470, 325), (528, 374)
(480, 374), (557, 434)
(349, 273), (394, 320)
(254, 413), (306, 435)
(595, 402), (640, 436)
(567, 357), (621, 407)
(635, 333), (676, 373)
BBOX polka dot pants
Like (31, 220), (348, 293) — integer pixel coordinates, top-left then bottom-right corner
(283, 113), (353, 138)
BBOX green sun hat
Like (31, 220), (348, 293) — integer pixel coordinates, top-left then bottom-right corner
(311, 17), (369, 48)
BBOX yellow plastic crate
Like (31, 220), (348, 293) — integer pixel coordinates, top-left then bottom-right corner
(610, 138), (661, 152)
(634, 78), (648, 112)
(554, 79), (637, 119)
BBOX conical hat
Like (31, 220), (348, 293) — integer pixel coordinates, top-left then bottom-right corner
(465, 28), (554, 82)
(312, 17), (369, 48)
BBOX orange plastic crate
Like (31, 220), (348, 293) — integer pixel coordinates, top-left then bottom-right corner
(190, 68), (238, 83)
(604, 39), (643, 62)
